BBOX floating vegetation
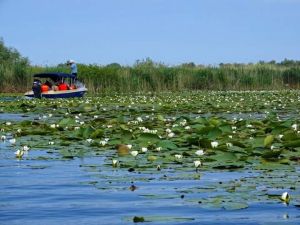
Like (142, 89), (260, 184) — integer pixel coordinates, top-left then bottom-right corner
(1, 91), (300, 215)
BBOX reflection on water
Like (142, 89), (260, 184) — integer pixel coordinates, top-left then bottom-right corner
(1, 140), (299, 225)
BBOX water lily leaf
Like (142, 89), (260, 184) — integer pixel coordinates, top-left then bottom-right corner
(157, 140), (177, 150)
(59, 149), (74, 159)
(58, 118), (76, 127)
(20, 120), (32, 126)
(208, 152), (237, 162)
(207, 127), (222, 139)
(250, 137), (264, 148)
(192, 124), (206, 133)
(119, 124), (129, 130)
(231, 141), (246, 148)
(264, 135), (274, 147)
(223, 202), (248, 210)
(284, 140), (300, 148)
(271, 125), (288, 135)
(209, 118), (221, 126)
(193, 117), (207, 125)
(157, 114), (165, 121)
(282, 131), (298, 141)
(219, 124), (232, 133)
(212, 163), (244, 169)
(199, 138), (212, 148)
(147, 155), (157, 161)
(251, 120), (264, 127)
(137, 133), (160, 144)
(91, 129), (104, 139)
(186, 135), (200, 146)
(261, 149), (282, 159)
(75, 126), (95, 139)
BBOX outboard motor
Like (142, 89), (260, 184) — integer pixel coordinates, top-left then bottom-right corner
(32, 79), (42, 98)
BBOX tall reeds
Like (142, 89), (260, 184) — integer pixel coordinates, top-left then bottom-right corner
(1, 40), (300, 94)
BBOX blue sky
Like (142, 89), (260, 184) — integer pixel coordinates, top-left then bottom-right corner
(0, 0), (299, 66)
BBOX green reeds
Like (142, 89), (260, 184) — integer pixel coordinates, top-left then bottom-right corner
(1, 39), (300, 94)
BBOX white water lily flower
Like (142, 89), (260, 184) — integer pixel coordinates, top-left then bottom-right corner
(48, 113), (53, 117)
(79, 121), (85, 125)
(278, 134), (284, 140)
(184, 126), (191, 130)
(280, 192), (290, 203)
(175, 154), (183, 159)
(226, 143), (233, 148)
(9, 138), (16, 144)
(104, 138), (110, 142)
(232, 126), (237, 130)
(137, 117), (143, 122)
(22, 145), (30, 151)
(15, 149), (24, 158)
(74, 127), (80, 130)
(180, 120), (187, 126)
(228, 135), (233, 139)
(17, 129), (22, 133)
(86, 138), (93, 143)
(194, 160), (202, 168)
(112, 159), (119, 167)
(166, 128), (172, 133)
(126, 144), (132, 149)
(1, 135), (6, 141)
(107, 125), (113, 128)
(6, 122), (11, 126)
(141, 147), (148, 153)
(195, 150), (205, 156)
(168, 132), (175, 138)
(0, 128), (4, 132)
(50, 124), (56, 128)
(211, 141), (219, 148)
(99, 140), (107, 146)
(49, 141), (55, 145)
(292, 124), (297, 131)
(94, 115), (99, 119)
(156, 147), (162, 151)
(131, 151), (139, 157)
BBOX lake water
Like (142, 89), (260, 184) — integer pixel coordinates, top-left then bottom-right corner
(1, 139), (300, 225)
(1, 108), (300, 225)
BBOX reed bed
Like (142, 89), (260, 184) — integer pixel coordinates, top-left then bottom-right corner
(1, 40), (300, 94)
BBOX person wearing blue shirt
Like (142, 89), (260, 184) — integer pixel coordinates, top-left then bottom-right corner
(67, 59), (78, 79)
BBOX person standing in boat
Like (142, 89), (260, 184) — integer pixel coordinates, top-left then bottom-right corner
(67, 59), (78, 80)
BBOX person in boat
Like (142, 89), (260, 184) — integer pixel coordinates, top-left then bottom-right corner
(58, 80), (70, 91)
(32, 79), (42, 98)
(67, 59), (77, 80)
(44, 80), (52, 89)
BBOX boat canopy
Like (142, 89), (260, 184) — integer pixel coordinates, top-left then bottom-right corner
(34, 73), (76, 82)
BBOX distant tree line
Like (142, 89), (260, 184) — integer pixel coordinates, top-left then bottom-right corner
(1, 39), (300, 93)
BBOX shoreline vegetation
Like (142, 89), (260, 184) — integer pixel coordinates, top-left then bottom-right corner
(1, 39), (300, 94)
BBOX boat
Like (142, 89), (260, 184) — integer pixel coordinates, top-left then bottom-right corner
(24, 72), (87, 98)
